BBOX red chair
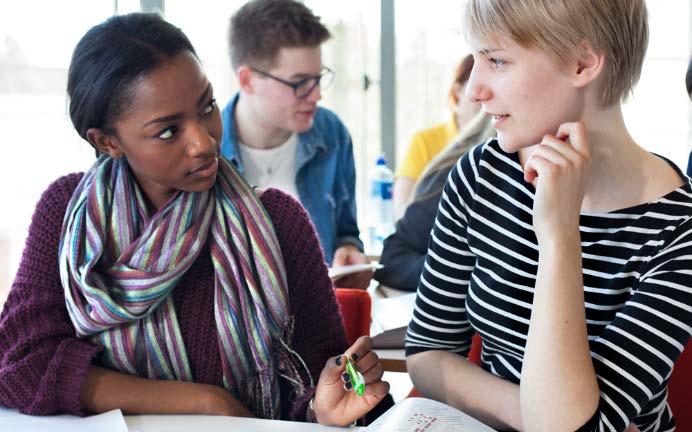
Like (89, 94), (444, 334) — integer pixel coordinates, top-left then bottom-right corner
(669, 340), (692, 432)
(334, 288), (371, 345)
(468, 333), (482, 366)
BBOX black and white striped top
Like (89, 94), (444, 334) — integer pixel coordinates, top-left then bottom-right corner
(405, 139), (692, 432)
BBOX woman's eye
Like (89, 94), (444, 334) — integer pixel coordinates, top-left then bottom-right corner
(489, 58), (505, 67)
(157, 126), (177, 140)
(202, 98), (217, 115)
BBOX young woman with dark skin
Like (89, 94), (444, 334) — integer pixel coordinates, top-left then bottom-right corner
(0, 13), (389, 426)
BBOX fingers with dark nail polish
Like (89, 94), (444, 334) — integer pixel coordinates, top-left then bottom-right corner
(344, 381), (353, 390)
(342, 372), (350, 382)
(351, 353), (359, 361)
(335, 355), (342, 366)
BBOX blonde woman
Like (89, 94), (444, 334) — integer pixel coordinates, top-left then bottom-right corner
(406, 1), (691, 431)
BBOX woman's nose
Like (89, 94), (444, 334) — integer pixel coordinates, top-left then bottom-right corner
(187, 123), (216, 156)
(465, 67), (490, 104)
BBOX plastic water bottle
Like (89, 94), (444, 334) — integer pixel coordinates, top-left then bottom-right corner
(367, 155), (395, 255)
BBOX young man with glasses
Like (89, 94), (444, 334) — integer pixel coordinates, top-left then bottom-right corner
(221, 0), (371, 288)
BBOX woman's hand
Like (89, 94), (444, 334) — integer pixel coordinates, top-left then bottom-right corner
(312, 336), (390, 426)
(523, 122), (591, 242)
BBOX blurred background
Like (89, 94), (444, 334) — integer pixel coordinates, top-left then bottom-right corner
(1, 0), (691, 306)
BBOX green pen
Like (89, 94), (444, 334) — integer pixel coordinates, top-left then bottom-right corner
(344, 356), (366, 396)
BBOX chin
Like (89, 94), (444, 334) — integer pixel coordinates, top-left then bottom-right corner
(292, 121), (313, 134)
(497, 130), (546, 154)
(290, 114), (315, 132)
(187, 176), (218, 193)
(496, 133), (523, 154)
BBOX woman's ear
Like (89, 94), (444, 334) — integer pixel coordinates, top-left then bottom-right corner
(86, 128), (123, 159)
(573, 42), (605, 89)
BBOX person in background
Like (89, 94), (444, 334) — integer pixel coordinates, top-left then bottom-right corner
(392, 54), (480, 219)
(220, 0), (371, 289)
(375, 113), (493, 291)
(0, 13), (390, 426)
(406, 1), (691, 431)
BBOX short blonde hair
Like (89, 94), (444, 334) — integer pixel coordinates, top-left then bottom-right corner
(465, 0), (649, 107)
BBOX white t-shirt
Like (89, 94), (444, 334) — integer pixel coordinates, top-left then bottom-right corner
(239, 133), (299, 199)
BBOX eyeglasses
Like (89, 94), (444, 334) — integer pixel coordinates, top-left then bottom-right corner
(250, 66), (335, 99)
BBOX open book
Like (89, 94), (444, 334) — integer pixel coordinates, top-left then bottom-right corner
(328, 263), (383, 281)
(364, 397), (497, 432)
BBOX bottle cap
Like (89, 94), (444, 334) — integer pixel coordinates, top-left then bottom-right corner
(376, 155), (387, 166)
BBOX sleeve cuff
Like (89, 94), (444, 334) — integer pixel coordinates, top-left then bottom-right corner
(290, 387), (317, 422)
(335, 236), (364, 253)
(56, 340), (102, 416)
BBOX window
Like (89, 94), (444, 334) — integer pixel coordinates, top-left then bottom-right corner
(0, 1), (118, 305)
(304, 0), (381, 227)
(622, 1), (691, 169)
(394, 1), (469, 168)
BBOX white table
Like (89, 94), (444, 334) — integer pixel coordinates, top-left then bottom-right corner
(125, 414), (360, 431)
(373, 348), (406, 373)
(0, 407), (360, 432)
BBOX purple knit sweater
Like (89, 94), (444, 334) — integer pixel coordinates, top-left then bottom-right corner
(0, 173), (348, 420)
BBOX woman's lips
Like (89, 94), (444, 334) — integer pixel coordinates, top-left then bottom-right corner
(490, 114), (510, 128)
(190, 157), (218, 177)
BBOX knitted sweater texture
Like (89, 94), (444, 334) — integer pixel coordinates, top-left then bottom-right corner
(0, 173), (348, 420)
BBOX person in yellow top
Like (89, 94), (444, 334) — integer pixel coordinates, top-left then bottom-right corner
(393, 54), (480, 219)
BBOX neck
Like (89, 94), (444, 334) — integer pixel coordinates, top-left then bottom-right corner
(132, 173), (176, 213)
(235, 95), (292, 150)
(578, 104), (644, 211)
(566, 104), (681, 212)
(520, 103), (661, 212)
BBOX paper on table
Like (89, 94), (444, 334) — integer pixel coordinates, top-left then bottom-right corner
(0, 407), (128, 432)
(363, 397), (497, 432)
(328, 263), (383, 281)
(370, 292), (416, 334)
(371, 325), (407, 349)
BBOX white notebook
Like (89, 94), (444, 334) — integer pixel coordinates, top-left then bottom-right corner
(328, 263), (383, 281)
(0, 407), (128, 432)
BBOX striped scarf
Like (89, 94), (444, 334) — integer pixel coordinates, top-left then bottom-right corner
(58, 156), (311, 418)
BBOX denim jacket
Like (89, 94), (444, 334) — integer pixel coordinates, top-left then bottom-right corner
(220, 94), (363, 264)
